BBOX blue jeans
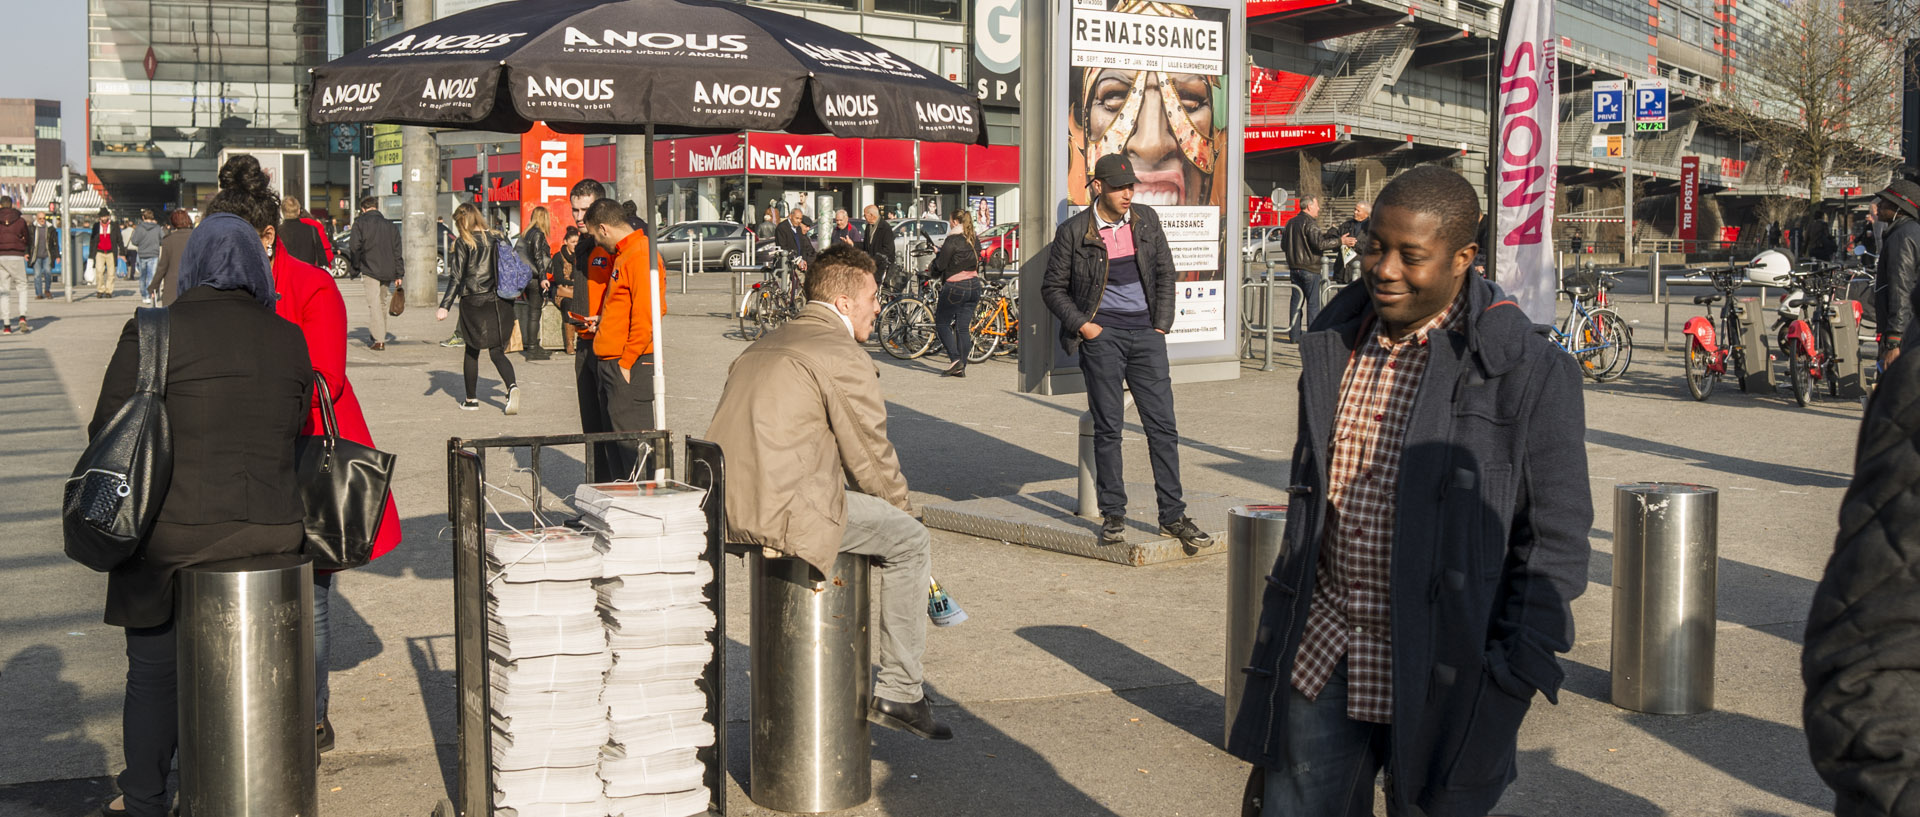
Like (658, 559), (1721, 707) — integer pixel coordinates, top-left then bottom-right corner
(136, 256), (158, 297)
(313, 572), (334, 723)
(1289, 268), (1324, 342)
(1262, 660), (1394, 817)
(31, 257), (51, 297)
(933, 277), (983, 363)
(1078, 326), (1185, 523)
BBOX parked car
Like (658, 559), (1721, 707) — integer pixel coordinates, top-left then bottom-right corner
(979, 223), (1019, 272)
(656, 220), (752, 271)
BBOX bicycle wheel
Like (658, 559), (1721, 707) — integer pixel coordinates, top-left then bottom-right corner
(737, 290), (762, 341)
(879, 299), (937, 360)
(967, 297), (1003, 363)
(1589, 309), (1632, 382)
(1789, 349), (1814, 407)
(754, 289), (781, 337)
(1684, 340), (1717, 401)
(1820, 322), (1839, 398)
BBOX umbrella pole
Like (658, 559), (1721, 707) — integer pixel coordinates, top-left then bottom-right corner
(646, 124), (667, 482)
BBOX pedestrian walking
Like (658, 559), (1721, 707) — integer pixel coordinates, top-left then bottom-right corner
(1334, 201), (1371, 284)
(129, 210), (164, 305)
(149, 210), (193, 307)
(1284, 195), (1345, 341)
(0, 195), (32, 334)
(347, 196), (403, 350)
(581, 198), (669, 478)
(774, 207), (818, 270)
(29, 213), (56, 299)
(1041, 153), (1211, 551)
(1871, 179), (1920, 367)
(90, 211), (121, 298)
(928, 210), (982, 377)
(861, 204), (898, 280)
(707, 244), (953, 743)
(437, 203), (520, 414)
(84, 207), (313, 817)
(551, 226), (581, 355)
(515, 205), (553, 361)
(278, 197), (329, 271)
(1226, 166), (1592, 817)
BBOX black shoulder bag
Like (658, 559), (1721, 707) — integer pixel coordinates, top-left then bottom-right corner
(294, 374), (397, 570)
(63, 308), (173, 571)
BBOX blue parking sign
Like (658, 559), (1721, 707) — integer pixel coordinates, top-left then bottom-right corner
(1592, 81), (1624, 124)
(1633, 79), (1668, 122)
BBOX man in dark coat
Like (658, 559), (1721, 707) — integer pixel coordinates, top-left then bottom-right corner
(1871, 179), (1920, 366)
(1805, 346), (1920, 816)
(1041, 153), (1210, 553)
(1333, 201), (1371, 284)
(349, 197), (404, 350)
(775, 208), (818, 270)
(862, 205), (899, 285)
(1227, 166), (1592, 817)
(1284, 195), (1346, 341)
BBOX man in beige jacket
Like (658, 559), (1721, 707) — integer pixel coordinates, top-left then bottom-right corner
(708, 244), (952, 741)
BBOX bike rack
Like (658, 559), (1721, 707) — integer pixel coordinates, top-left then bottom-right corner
(1239, 260), (1301, 372)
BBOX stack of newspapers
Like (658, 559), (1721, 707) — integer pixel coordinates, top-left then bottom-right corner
(485, 526), (613, 817)
(577, 482), (717, 817)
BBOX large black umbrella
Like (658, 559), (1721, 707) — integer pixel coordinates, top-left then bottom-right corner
(308, 0), (985, 144)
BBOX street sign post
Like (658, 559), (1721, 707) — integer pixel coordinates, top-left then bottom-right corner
(1593, 80), (1624, 124)
(1633, 79), (1668, 132)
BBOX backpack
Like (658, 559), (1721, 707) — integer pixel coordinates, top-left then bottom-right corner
(494, 233), (534, 298)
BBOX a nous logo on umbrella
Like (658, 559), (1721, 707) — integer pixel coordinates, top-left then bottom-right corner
(822, 94), (879, 119)
(914, 101), (975, 128)
(785, 39), (917, 74)
(379, 32), (526, 54)
(563, 27), (750, 54)
(421, 77), (480, 100)
(320, 82), (382, 109)
(525, 76), (616, 102)
(692, 82), (781, 110)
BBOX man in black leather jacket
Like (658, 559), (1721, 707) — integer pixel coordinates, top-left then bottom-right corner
(1871, 179), (1920, 365)
(1041, 154), (1210, 553)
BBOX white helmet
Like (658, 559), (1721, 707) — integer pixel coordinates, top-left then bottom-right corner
(1747, 249), (1795, 286)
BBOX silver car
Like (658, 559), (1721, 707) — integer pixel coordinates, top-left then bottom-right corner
(892, 218), (950, 273)
(656, 221), (752, 271)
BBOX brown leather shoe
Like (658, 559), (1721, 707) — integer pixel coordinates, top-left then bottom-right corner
(371, 342), (386, 351)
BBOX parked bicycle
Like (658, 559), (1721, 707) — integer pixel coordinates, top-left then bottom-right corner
(1773, 261), (1867, 406)
(737, 249), (804, 341)
(1552, 267), (1632, 382)
(966, 275), (1020, 363)
(1679, 265), (1764, 401)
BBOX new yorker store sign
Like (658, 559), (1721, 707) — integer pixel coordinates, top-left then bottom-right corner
(653, 132), (1020, 184)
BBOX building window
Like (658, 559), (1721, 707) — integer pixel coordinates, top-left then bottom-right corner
(872, 0), (959, 20)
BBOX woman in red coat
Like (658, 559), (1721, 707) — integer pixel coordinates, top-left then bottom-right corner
(272, 232), (402, 753)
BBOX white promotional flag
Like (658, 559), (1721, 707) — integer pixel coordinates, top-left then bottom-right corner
(1489, 0), (1559, 325)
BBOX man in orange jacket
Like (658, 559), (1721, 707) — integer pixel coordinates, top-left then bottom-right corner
(581, 198), (669, 479)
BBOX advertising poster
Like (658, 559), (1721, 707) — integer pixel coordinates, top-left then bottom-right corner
(519, 122), (583, 254)
(1066, 0), (1230, 343)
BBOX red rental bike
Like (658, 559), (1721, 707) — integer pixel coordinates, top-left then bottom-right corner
(1773, 261), (1867, 406)
(1680, 266), (1765, 400)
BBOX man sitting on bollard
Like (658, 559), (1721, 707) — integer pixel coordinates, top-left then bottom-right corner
(708, 244), (953, 742)
(1227, 166), (1592, 817)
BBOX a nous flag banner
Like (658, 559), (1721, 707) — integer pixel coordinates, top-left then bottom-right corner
(1488, 0), (1558, 324)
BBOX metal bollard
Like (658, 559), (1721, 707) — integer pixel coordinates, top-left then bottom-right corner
(177, 553), (317, 817)
(1224, 505), (1287, 737)
(1076, 392), (1134, 519)
(749, 551), (872, 813)
(1611, 482), (1718, 715)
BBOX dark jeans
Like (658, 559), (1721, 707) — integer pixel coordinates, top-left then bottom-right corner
(576, 343), (613, 481)
(462, 344), (516, 400)
(515, 285), (545, 354)
(1289, 268), (1324, 342)
(933, 277), (983, 363)
(314, 572), (334, 723)
(1261, 661), (1394, 817)
(1078, 327), (1185, 523)
(119, 620), (178, 817)
(596, 356), (657, 480)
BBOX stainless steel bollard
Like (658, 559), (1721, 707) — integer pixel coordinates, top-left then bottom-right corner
(177, 553), (317, 817)
(749, 551), (872, 813)
(1611, 482), (1718, 715)
(1224, 505), (1287, 737)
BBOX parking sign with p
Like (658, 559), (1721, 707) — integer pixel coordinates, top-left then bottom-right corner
(1633, 79), (1668, 128)
(1592, 80), (1624, 124)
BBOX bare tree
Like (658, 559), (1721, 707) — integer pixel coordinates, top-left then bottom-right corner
(1697, 0), (1906, 211)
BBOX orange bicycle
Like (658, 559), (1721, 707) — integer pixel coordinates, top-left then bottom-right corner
(966, 276), (1020, 363)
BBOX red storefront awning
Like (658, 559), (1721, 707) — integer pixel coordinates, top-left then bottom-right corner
(654, 132), (1019, 185)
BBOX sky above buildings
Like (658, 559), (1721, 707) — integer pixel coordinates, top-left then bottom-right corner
(2, 6), (87, 164)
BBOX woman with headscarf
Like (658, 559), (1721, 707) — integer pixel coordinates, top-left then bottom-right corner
(206, 154), (405, 755)
(86, 199), (312, 817)
(438, 202), (520, 413)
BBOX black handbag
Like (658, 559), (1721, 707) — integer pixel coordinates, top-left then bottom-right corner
(62, 308), (172, 572)
(294, 374), (397, 570)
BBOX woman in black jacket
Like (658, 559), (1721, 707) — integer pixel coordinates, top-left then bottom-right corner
(550, 226), (581, 354)
(928, 210), (983, 377)
(87, 202), (313, 817)
(437, 202), (519, 413)
(515, 206), (552, 361)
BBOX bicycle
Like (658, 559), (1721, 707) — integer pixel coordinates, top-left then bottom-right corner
(1774, 261), (1867, 406)
(1679, 265), (1764, 401)
(737, 249), (804, 341)
(1551, 268), (1633, 382)
(877, 277), (940, 359)
(966, 275), (1021, 363)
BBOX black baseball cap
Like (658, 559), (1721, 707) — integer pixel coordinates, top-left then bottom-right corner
(1092, 154), (1139, 188)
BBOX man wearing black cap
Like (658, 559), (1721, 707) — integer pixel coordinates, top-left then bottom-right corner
(1042, 153), (1211, 553)
(1873, 179), (1920, 365)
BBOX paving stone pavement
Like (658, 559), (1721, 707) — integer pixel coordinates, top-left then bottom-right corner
(0, 273), (1852, 816)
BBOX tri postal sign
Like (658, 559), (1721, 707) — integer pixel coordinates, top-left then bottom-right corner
(1633, 78), (1667, 132)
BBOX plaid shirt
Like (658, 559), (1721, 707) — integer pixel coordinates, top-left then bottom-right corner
(1290, 297), (1468, 723)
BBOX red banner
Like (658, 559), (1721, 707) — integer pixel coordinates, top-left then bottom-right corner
(746, 132), (860, 178)
(656, 134), (746, 180)
(519, 122), (583, 254)
(1247, 0), (1337, 18)
(1245, 124), (1337, 154)
(1679, 155), (1699, 253)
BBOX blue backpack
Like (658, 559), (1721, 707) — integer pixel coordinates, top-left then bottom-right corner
(494, 235), (534, 298)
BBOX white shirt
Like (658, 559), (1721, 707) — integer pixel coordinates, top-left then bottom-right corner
(810, 300), (854, 338)
(1095, 205), (1132, 231)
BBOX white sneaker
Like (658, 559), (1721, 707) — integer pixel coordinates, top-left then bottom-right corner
(504, 386), (520, 416)
(461, 399), (479, 411)
(141, 297), (152, 305)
